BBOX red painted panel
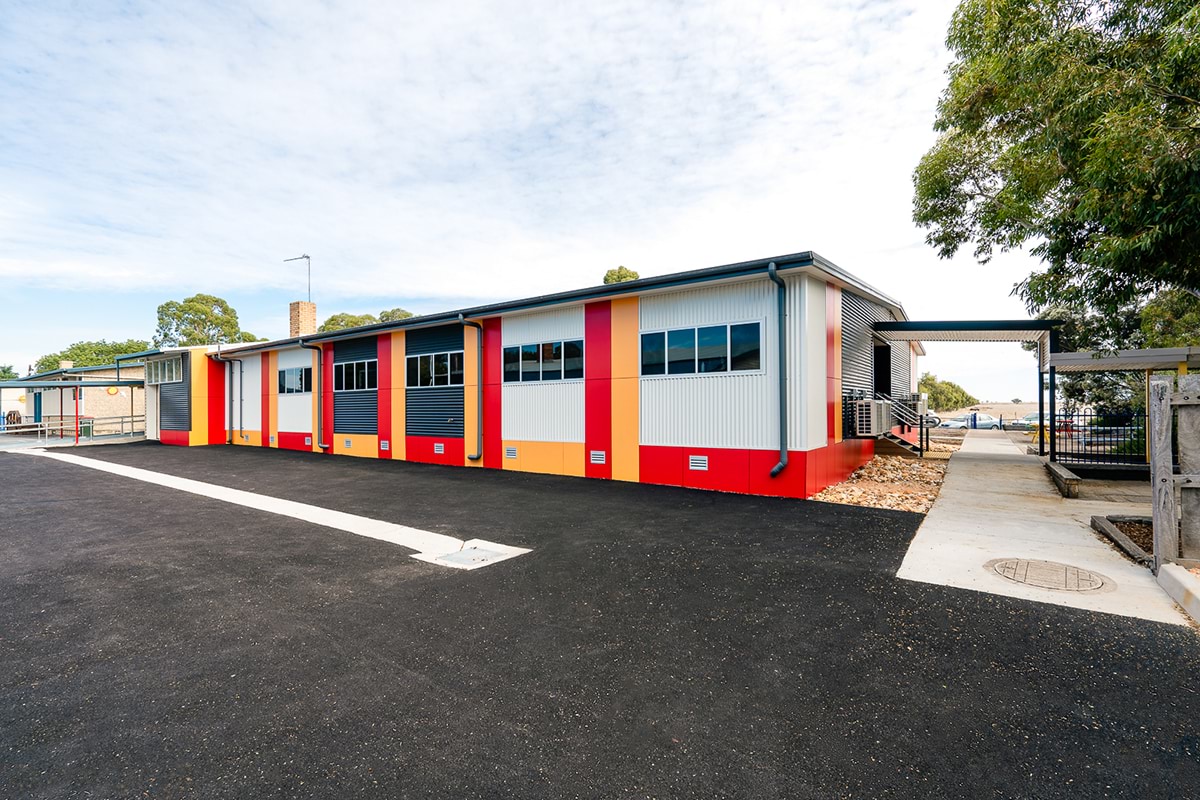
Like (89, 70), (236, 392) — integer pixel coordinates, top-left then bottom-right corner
(584, 301), (612, 480)
(680, 447), (749, 494)
(321, 346), (334, 454)
(207, 357), (226, 445)
(260, 353), (270, 447)
(890, 425), (919, 445)
(406, 435), (465, 466)
(482, 318), (503, 468)
(160, 429), (189, 447)
(277, 431), (314, 452)
(748, 450), (807, 498)
(377, 335), (392, 459)
(639, 445), (683, 487)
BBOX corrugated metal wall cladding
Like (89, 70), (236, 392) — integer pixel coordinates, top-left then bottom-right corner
(334, 337), (379, 363)
(841, 292), (877, 395)
(639, 375), (776, 449)
(501, 382), (585, 442)
(406, 324), (463, 356)
(501, 306), (584, 345)
(638, 279), (773, 330)
(333, 391), (377, 434)
(891, 342), (911, 398)
(158, 352), (191, 431)
(637, 279), (777, 450)
(405, 387), (464, 437)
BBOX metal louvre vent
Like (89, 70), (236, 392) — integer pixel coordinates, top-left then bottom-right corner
(380, 440), (389, 451)
(589, 450), (606, 465)
(434, 442), (445, 454)
(344, 438), (352, 448)
(505, 446), (518, 459)
(305, 436), (312, 446)
(688, 455), (709, 471)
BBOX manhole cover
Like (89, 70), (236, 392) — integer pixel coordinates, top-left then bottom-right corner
(986, 558), (1111, 592)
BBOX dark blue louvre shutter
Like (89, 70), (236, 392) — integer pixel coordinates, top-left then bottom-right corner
(405, 324), (465, 437)
(405, 324), (464, 355)
(159, 352), (191, 431)
(333, 336), (379, 434)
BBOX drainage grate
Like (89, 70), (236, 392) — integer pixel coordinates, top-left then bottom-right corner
(987, 558), (1110, 592)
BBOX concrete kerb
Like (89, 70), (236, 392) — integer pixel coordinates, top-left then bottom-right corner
(1158, 564), (1200, 626)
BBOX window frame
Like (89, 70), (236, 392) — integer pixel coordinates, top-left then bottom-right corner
(638, 320), (764, 378)
(146, 356), (183, 386)
(278, 366), (313, 395)
(403, 350), (466, 389)
(502, 339), (586, 383)
(333, 358), (379, 392)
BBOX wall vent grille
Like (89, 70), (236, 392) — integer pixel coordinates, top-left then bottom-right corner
(434, 442), (445, 454)
(505, 446), (518, 459)
(380, 440), (389, 451)
(304, 436), (312, 446)
(589, 450), (606, 465)
(688, 455), (709, 471)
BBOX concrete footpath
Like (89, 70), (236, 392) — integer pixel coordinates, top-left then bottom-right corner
(898, 430), (1186, 626)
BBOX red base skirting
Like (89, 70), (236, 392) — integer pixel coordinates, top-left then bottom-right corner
(160, 429), (189, 447)
(277, 431), (313, 452)
(406, 435), (465, 466)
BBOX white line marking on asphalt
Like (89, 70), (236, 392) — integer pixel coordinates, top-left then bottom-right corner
(20, 449), (530, 570)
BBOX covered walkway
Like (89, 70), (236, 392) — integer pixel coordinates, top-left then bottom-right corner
(897, 430), (1185, 625)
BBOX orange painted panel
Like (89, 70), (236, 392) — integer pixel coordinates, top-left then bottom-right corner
(502, 440), (564, 475)
(610, 296), (639, 482)
(232, 430), (263, 447)
(332, 433), (380, 458)
(188, 348), (209, 446)
(563, 442), (586, 477)
(390, 332), (406, 460)
(463, 325), (482, 467)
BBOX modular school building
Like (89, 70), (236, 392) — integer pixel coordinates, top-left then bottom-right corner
(141, 252), (919, 499)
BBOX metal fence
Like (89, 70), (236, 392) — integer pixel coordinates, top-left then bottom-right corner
(1048, 410), (1176, 466)
(0, 414), (146, 444)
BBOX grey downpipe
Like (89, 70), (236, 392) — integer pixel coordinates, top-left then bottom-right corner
(767, 262), (788, 477)
(211, 347), (243, 445)
(299, 340), (331, 450)
(459, 314), (484, 461)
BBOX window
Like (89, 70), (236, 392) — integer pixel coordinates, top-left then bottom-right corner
(146, 357), (183, 385)
(334, 359), (378, 391)
(640, 322), (761, 376)
(404, 351), (465, 388)
(503, 339), (586, 382)
(278, 367), (312, 394)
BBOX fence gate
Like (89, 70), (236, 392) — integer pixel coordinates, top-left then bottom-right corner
(1150, 375), (1200, 571)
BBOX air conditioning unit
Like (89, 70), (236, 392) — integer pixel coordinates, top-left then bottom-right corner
(856, 399), (888, 436)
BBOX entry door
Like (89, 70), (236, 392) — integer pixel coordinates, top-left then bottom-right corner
(873, 343), (892, 397)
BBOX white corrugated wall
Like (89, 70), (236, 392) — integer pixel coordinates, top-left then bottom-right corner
(638, 279), (777, 450)
(235, 354), (261, 431)
(500, 305), (586, 442)
(276, 347), (313, 433)
(501, 305), (584, 346)
(785, 274), (828, 451)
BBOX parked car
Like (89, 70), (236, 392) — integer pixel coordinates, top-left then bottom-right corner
(923, 412), (941, 427)
(1006, 412), (1045, 431)
(939, 413), (1001, 430)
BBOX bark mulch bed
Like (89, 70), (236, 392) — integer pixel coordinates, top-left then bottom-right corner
(1112, 519), (1154, 554)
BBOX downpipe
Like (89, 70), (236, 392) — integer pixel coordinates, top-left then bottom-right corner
(459, 314), (484, 461)
(299, 339), (331, 451)
(767, 262), (788, 477)
(211, 346), (243, 445)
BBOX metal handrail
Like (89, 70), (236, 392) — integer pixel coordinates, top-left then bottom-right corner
(0, 414), (146, 443)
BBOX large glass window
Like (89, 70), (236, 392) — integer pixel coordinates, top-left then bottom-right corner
(146, 356), (183, 385)
(641, 322), (762, 376)
(640, 332), (665, 376)
(405, 351), (465, 388)
(334, 359), (378, 391)
(667, 329), (696, 375)
(503, 339), (587, 382)
(278, 366), (312, 394)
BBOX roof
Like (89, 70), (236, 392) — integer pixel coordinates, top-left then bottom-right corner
(1049, 346), (1200, 373)
(873, 320), (1060, 370)
(218, 250), (910, 355)
(23, 362), (145, 381)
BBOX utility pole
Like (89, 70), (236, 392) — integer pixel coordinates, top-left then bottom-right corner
(284, 254), (312, 302)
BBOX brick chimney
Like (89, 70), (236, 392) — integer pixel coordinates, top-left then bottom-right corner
(289, 301), (316, 337)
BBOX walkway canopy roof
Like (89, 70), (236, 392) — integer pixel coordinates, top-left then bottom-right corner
(872, 320), (1059, 370)
(1049, 346), (1200, 373)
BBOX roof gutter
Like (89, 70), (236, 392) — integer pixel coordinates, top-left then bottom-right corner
(298, 339), (331, 451)
(767, 262), (788, 478)
(459, 314), (484, 461)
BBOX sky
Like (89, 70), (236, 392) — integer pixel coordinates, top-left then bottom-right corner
(0, 0), (1045, 400)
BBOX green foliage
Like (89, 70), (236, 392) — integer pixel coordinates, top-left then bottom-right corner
(914, 0), (1200, 316)
(1141, 289), (1200, 347)
(155, 294), (260, 347)
(34, 339), (150, 375)
(0, 365), (17, 380)
(318, 312), (378, 333)
(603, 266), (640, 284)
(918, 372), (980, 411)
(379, 307), (414, 323)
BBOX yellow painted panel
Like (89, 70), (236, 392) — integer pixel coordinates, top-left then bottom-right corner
(189, 348), (209, 446)
(232, 430), (262, 447)
(267, 351), (278, 447)
(829, 285), (843, 380)
(610, 295), (640, 482)
(463, 325), (482, 467)
(333, 433), (379, 458)
(502, 440), (564, 475)
(390, 332), (406, 460)
(563, 442), (586, 477)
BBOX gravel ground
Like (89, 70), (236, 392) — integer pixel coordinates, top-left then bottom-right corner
(812, 455), (948, 513)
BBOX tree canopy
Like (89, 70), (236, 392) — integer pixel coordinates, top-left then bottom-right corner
(155, 294), (260, 347)
(34, 339), (150, 375)
(918, 372), (979, 411)
(319, 312), (378, 333)
(0, 365), (17, 380)
(913, 0), (1200, 316)
(603, 266), (640, 284)
(379, 307), (414, 323)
